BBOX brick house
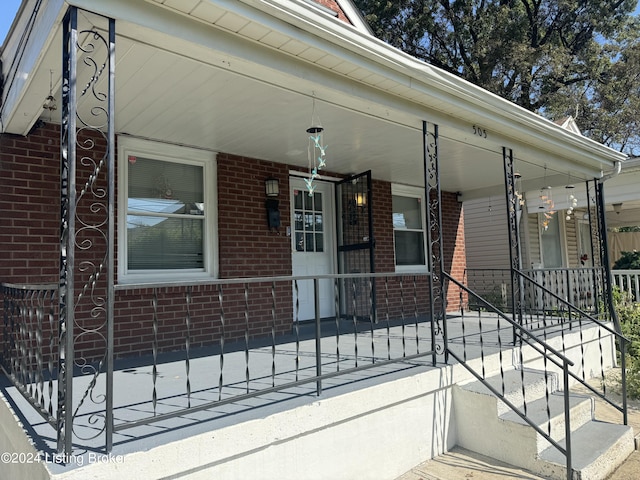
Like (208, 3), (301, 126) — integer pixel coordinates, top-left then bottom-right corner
(0, 1), (633, 479)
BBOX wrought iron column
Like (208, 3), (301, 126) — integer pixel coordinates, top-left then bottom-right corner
(586, 179), (602, 316)
(423, 121), (447, 364)
(595, 180), (620, 331)
(59, 6), (115, 455)
(58, 7), (78, 455)
(106, 15), (116, 454)
(503, 148), (523, 331)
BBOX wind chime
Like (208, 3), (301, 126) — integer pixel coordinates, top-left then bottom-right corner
(43, 70), (58, 118)
(304, 98), (327, 196)
(514, 172), (525, 207)
(565, 174), (578, 220)
(539, 165), (556, 230)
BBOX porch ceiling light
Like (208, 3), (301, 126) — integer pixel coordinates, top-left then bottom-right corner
(265, 177), (279, 197)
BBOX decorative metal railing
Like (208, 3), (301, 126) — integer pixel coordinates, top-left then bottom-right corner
(1, 272), (436, 455)
(612, 269), (640, 302)
(446, 273), (577, 478)
(1, 283), (59, 428)
(448, 269), (629, 480)
(465, 267), (604, 319)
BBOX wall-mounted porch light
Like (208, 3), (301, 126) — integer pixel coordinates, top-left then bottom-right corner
(613, 202), (623, 215)
(265, 177), (279, 197)
(265, 177), (280, 230)
(355, 192), (367, 208)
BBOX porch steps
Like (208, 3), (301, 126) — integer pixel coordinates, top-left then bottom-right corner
(454, 368), (635, 479)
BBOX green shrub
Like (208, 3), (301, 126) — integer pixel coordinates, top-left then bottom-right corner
(612, 251), (640, 270)
(613, 287), (640, 398)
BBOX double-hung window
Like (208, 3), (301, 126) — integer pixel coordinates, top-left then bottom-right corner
(392, 185), (427, 271)
(118, 137), (217, 283)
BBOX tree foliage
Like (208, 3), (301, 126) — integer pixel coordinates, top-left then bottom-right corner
(612, 251), (640, 269)
(353, 0), (640, 153)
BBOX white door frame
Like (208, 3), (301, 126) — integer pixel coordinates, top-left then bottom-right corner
(290, 177), (337, 321)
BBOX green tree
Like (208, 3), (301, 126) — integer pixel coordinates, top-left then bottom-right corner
(613, 251), (640, 269)
(546, 19), (640, 154)
(354, 0), (640, 152)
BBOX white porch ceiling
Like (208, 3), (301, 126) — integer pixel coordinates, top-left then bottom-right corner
(2, 0), (628, 197)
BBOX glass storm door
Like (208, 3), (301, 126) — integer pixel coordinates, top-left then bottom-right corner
(336, 171), (375, 320)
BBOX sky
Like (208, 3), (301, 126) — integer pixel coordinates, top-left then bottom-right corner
(2, 0), (640, 45)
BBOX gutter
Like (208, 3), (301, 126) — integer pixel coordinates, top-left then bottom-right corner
(599, 160), (622, 183)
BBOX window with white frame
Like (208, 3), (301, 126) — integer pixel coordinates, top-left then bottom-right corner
(539, 212), (564, 268)
(118, 137), (217, 283)
(392, 185), (427, 271)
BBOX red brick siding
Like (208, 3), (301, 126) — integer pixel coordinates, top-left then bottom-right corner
(0, 124), (61, 284)
(216, 153), (291, 278)
(311, 0), (351, 24)
(1, 123), (467, 360)
(442, 191), (468, 311)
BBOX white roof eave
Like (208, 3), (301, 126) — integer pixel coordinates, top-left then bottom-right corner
(237, 0), (626, 168)
(2, 0), (627, 173)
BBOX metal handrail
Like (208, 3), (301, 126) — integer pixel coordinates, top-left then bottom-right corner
(514, 268), (629, 425)
(444, 272), (574, 477)
(445, 273), (574, 367)
(514, 268), (628, 342)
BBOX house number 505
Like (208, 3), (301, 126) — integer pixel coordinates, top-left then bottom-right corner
(472, 125), (488, 138)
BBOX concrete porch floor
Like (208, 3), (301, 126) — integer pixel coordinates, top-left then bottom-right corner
(0, 313), (625, 480)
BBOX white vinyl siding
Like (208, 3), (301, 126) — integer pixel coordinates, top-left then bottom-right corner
(463, 196), (510, 270)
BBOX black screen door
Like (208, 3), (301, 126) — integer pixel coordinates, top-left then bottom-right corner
(336, 171), (375, 320)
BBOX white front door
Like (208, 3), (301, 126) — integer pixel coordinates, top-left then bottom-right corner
(291, 178), (336, 321)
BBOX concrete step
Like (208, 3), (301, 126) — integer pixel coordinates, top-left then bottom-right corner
(499, 392), (594, 447)
(454, 368), (635, 479)
(537, 421), (635, 480)
(460, 368), (558, 416)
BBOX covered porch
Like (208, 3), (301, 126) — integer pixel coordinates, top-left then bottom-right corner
(0, 275), (626, 479)
(0, 1), (632, 479)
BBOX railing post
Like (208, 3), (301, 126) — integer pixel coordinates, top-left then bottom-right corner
(423, 121), (447, 365)
(59, 7), (78, 456)
(503, 147), (523, 343)
(565, 269), (573, 330)
(59, 7), (116, 455)
(314, 279), (322, 396)
(563, 362), (572, 480)
(105, 15), (116, 454)
(620, 340), (628, 425)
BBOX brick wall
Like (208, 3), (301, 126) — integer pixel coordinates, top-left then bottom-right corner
(217, 153), (291, 278)
(0, 124), (61, 284)
(370, 184), (467, 316)
(311, 0), (351, 24)
(442, 191), (468, 311)
(1, 123), (467, 360)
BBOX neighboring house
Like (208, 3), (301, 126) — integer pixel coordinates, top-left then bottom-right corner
(465, 118), (640, 309)
(0, 1), (634, 479)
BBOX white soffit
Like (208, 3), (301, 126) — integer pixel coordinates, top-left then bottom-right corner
(2, 0), (626, 181)
(147, 0), (625, 170)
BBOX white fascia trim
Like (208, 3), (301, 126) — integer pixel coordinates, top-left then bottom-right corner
(240, 0), (625, 167)
(9, 0), (621, 172)
(335, 0), (373, 34)
(67, 0), (624, 171)
(1, 0), (66, 134)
